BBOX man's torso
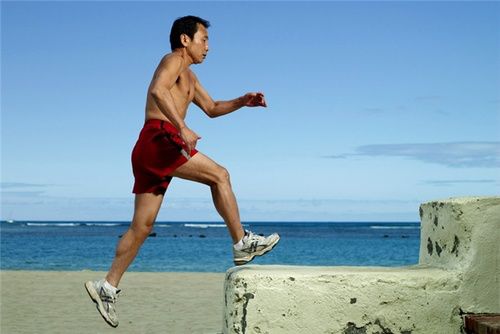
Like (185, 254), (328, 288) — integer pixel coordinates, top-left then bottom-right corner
(145, 54), (195, 122)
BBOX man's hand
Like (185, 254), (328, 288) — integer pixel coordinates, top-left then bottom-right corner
(243, 92), (267, 108)
(179, 126), (201, 155)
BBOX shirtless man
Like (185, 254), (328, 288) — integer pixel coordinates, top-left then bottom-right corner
(85, 15), (280, 328)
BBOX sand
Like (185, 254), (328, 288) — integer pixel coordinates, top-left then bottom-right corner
(0, 270), (226, 334)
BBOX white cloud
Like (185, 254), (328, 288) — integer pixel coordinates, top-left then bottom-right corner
(328, 142), (500, 168)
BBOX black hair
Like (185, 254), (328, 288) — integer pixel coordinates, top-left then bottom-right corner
(169, 15), (210, 51)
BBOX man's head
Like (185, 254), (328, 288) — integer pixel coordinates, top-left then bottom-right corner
(170, 15), (210, 50)
(170, 16), (210, 64)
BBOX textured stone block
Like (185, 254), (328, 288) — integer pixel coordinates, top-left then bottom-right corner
(223, 197), (500, 333)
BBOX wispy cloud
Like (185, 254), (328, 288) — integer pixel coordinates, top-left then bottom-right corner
(326, 154), (348, 159)
(415, 95), (444, 102)
(1, 182), (52, 199)
(0, 182), (50, 189)
(326, 141), (500, 168)
(422, 179), (497, 186)
(1, 191), (46, 197)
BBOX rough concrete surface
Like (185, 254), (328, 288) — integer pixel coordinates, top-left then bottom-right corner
(223, 197), (500, 334)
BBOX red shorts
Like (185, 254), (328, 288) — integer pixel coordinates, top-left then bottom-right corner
(132, 119), (198, 195)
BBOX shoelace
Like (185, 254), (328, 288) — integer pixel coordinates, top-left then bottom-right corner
(245, 231), (265, 244)
(101, 288), (120, 303)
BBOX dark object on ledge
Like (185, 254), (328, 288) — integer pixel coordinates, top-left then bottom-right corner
(464, 314), (500, 334)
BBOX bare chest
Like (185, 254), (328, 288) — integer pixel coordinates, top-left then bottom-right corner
(172, 71), (195, 103)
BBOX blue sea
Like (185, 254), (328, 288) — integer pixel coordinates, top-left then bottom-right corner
(0, 221), (420, 272)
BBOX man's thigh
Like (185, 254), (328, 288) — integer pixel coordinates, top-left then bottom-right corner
(132, 193), (164, 226)
(170, 152), (223, 185)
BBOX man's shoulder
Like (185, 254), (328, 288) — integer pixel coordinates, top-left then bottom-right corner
(162, 52), (180, 60)
(158, 53), (184, 70)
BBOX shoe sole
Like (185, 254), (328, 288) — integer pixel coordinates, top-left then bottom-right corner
(234, 235), (280, 266)
(84, 281), (119, 328)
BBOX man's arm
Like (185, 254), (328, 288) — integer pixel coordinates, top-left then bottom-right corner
(149, 55), (200, 153)
(193, 78), (267, 118)
(150, 55), (187, 129)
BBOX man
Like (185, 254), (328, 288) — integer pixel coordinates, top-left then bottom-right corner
(85, 15), (280, 328)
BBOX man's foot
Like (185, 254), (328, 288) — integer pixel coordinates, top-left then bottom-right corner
(84, 279), (120, 328)
(233, 230), (280, 265)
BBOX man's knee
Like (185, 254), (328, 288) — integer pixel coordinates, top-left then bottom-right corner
(131, 221), (154, 240)
(212, 166), (230, 186)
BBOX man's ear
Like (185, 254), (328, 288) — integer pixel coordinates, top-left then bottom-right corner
(180, 34), (191, 47)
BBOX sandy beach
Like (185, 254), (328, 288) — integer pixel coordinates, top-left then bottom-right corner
(1, 270), (225, 334)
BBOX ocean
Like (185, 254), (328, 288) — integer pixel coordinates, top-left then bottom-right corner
(0, 221), (420, 272)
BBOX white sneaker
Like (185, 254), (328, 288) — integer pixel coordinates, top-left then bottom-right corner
(233, 230), (280, 265)
(84, 279), (120, 327)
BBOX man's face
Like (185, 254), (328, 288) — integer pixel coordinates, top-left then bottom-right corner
(187, 24), (209, 64)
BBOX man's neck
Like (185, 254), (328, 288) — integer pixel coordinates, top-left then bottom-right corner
(172, 49), (193, 67)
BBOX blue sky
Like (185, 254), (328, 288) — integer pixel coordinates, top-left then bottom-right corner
(1, 1), (499, 222)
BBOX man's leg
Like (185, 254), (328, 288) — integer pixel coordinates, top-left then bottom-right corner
(106, 192), (164, 287)
(85, 191), (163, 327)
(171, 152), (245, 243)
(172, 152), (280, 265)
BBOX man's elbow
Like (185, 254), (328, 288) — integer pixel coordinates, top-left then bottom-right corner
(206, 110), (218, 118)
(205, 103), (218, 118)
(150, 90), (160, 100)
(150, 88), (165, 101)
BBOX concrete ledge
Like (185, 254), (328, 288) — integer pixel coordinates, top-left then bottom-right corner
(224, 265), (461, 334)
(223, 197), (500, 334)
(418, 197), (500, 313)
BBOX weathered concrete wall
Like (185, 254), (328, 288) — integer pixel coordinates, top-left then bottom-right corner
(419, 197), (500, 313)
(224, 265), (462, 334)
(223, 197), (500, 334)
